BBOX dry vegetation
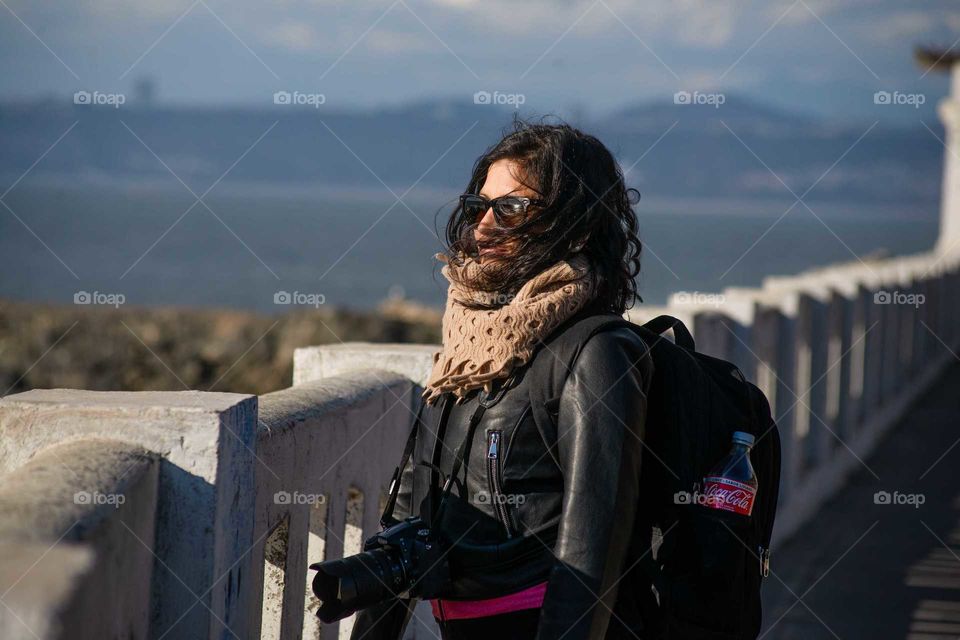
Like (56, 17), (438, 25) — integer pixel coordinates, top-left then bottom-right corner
(0, 298), (441, 396)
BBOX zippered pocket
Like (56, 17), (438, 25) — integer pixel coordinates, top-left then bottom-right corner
(486, 429), (515, 538)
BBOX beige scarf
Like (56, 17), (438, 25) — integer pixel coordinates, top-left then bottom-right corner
(421, 251), (598, 405)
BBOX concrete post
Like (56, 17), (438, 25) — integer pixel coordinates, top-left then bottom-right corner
(751, 305), (794, 505)
(937, 63), (960, 256)
(860, 284), (885, 421)
(0, 441), (159, 640)
(793, 293), (828, 472)
(824, 290), (850, 451)
(880, 284), (902, 399)
(0, 390), (258, 640)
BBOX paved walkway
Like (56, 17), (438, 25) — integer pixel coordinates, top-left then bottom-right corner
(761, 359), (960, 639)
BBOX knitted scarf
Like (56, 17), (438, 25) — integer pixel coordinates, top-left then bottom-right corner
(421, 251), (598, 405)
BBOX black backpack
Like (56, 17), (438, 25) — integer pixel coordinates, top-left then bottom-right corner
(526, 311), (781, 640)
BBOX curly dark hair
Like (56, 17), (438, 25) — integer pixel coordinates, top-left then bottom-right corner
(440, 117), (643, 314)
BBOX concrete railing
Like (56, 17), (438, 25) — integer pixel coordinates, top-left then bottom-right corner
(253, 370), (423, 640)
(0, 439), (158, 640)
(0, 390), (259, 640)
(0, 249), (957, 640)
(625, 249), (960, 542)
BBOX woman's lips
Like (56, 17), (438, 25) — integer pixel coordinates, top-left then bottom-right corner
(476, 238), (510, 260)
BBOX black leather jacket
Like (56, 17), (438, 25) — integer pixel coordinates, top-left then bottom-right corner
(351, 325), (654, 640)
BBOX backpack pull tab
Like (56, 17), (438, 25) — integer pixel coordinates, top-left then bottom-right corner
(759, 546), (771, 578)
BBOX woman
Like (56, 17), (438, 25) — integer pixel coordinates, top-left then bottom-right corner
(351, 120), (654, 640)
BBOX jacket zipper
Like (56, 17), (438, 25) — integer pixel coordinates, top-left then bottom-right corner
(486, 429), (514, 538)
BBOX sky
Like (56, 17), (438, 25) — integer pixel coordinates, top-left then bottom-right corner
(2, 0), (960, 121)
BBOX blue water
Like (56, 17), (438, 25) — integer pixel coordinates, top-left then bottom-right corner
(0, 179), (940, 313)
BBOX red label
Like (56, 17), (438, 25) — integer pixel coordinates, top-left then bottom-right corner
(703, 476), (756, 516)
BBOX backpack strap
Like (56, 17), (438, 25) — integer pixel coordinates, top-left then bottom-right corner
(641, 314), (695, 351)
(526, 312), (696, 470)
(526, 311), (635, 470)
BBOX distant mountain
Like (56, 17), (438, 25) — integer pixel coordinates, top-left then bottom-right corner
(590, 95), (943, 203)
(0, 95), (944, 205)
(603, 94), (818, 137)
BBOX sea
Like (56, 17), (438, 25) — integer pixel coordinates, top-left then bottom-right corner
(0, 178), (940, 314)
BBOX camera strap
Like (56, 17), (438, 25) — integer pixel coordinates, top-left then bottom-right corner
(432, 373), (517, 525)
(431, 398), (488, 526)
(380, 375), (516, 529)
(380, 392), (430, 528)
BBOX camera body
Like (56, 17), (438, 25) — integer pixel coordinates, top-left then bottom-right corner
(363, 515), (452, 598)
(310, 515), (451, 623)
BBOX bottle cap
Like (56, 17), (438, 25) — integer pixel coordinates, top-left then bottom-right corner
(732, 431), (755, 447)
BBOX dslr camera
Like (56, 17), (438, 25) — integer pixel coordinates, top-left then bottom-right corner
(309, 515), (451, 622)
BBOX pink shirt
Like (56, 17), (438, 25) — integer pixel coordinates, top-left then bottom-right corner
(430, 581), (548, 621)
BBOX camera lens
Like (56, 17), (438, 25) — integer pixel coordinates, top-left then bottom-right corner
(312, 548), (408, 623)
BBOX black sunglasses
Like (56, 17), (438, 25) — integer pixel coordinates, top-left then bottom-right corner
(459, 193), (545, 226)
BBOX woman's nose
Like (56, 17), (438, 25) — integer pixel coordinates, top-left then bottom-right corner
(476, 207), (497, 233)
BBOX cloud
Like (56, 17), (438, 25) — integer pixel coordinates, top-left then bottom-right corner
(861, 11), (936, 41)
(419, 0), (751, 49)
(366, 29), (434, 53)
(3, 0), (958, 113)
(671, 0), (740, 48)
(80, 0), (201, 24)
(264, 22), (322, 52)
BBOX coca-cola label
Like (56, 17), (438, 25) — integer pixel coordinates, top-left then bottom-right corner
(702, 476), (756, 516)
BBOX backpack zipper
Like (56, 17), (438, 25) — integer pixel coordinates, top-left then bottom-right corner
(758, 545), (771, 577)
(486, 429), (514, 538)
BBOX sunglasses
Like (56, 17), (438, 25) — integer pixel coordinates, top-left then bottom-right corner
(459, 193), (545, 226)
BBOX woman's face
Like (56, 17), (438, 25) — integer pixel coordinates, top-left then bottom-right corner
(473, 159), (539, 265)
